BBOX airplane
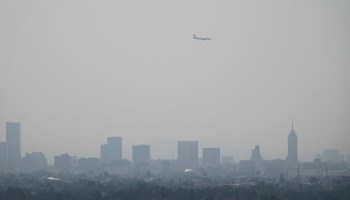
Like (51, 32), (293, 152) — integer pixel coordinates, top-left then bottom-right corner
(193, 34), (211, 41)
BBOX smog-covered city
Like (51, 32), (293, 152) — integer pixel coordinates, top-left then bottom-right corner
(1, 0), (349, 200)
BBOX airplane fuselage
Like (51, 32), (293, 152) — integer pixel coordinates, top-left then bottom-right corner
(193, 34), (211, 41)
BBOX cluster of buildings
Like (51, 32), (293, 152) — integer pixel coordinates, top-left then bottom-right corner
(0, 122), (349, 179)
(0, 122), (48, 172)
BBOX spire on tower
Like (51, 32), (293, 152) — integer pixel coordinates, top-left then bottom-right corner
(292, 120), (294, 131)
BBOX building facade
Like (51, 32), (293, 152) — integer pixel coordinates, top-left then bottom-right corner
(203, 148), (220, 166)
(132, 144), (150, 165)
(54, 153), (72, 172)
(177, 141), (198, 171)
(100, 144), (108, 162)
(6, 122), (21, 170)
(22, 152), (48, 171)
(100, 137), (122, 162)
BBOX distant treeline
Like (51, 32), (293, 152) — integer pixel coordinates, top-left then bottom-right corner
(0, 173), (349, 200)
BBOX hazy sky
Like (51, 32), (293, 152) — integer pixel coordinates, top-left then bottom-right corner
(1, 0), (349, 162)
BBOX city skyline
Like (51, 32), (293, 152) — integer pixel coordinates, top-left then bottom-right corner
(0, 1), (349, 199)
(1, 1), (349, 162)
(0, 121), (348, 166)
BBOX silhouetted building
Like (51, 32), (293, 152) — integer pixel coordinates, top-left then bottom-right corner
(238, 160), (256, 175)
(203, 148), (220, 166)
(0, 142), (7, 170)
(100, 144), (108, 162)
(132, 144), (150, 165)
(251, 145), (262, 161)
(101, 137), (122, 162)
(77, 157), (101, 174)
(286, 122), (298, 168)
(262, 159), (286, 177)
(107, 137), (122, 161)
(302, 158), (324, 176)
(103, 159), (132, 175)
(22, 152), (47, 171)
(161, 160), (171, 175)
(6, 122), (21, 170)
(54, 153), (72, 172)
(323, 149), (343, 163)
(177, 141), (198, 171)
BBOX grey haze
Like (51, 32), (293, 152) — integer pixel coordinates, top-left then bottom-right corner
(0, 0), (349, 162)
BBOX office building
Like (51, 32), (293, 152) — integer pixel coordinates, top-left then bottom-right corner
(77, 157), (101, 173)
(107, 137), (122, 161)
(100, 137), (122, 162)
(6, 122), (21, 170)
(132, 144), (150, 165)
(22, 152), (48, 171)
(238, 160), (257, 176)
(161, 160), (171, 175)
(177, 141), (198, 171)
(322, 149), (343, 163)
(54, 153), (72, 172)
(203, 148), (220, 166)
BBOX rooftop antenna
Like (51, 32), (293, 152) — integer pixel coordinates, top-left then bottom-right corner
(292, 120), (294, 131)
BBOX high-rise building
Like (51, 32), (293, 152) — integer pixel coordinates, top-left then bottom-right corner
(177, 141), (198, 171)
(100, 137), (122, 162)
(6, 122), (21, 170)
(0, 142), (7, 170)
(286, 122), (298, 167)
(132, 144), (150, 165)
(251, 145), (262, 161)
(203, 148), (220, 166)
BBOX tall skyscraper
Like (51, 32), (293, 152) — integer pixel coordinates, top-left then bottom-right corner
(203, 148), (220, 166)
(132, 144), (150, 165)
(177, 141), (198, 171)
(100, 137), (122, 162)
(286, 122), (298, 167)
(6, 122), (21, 170)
